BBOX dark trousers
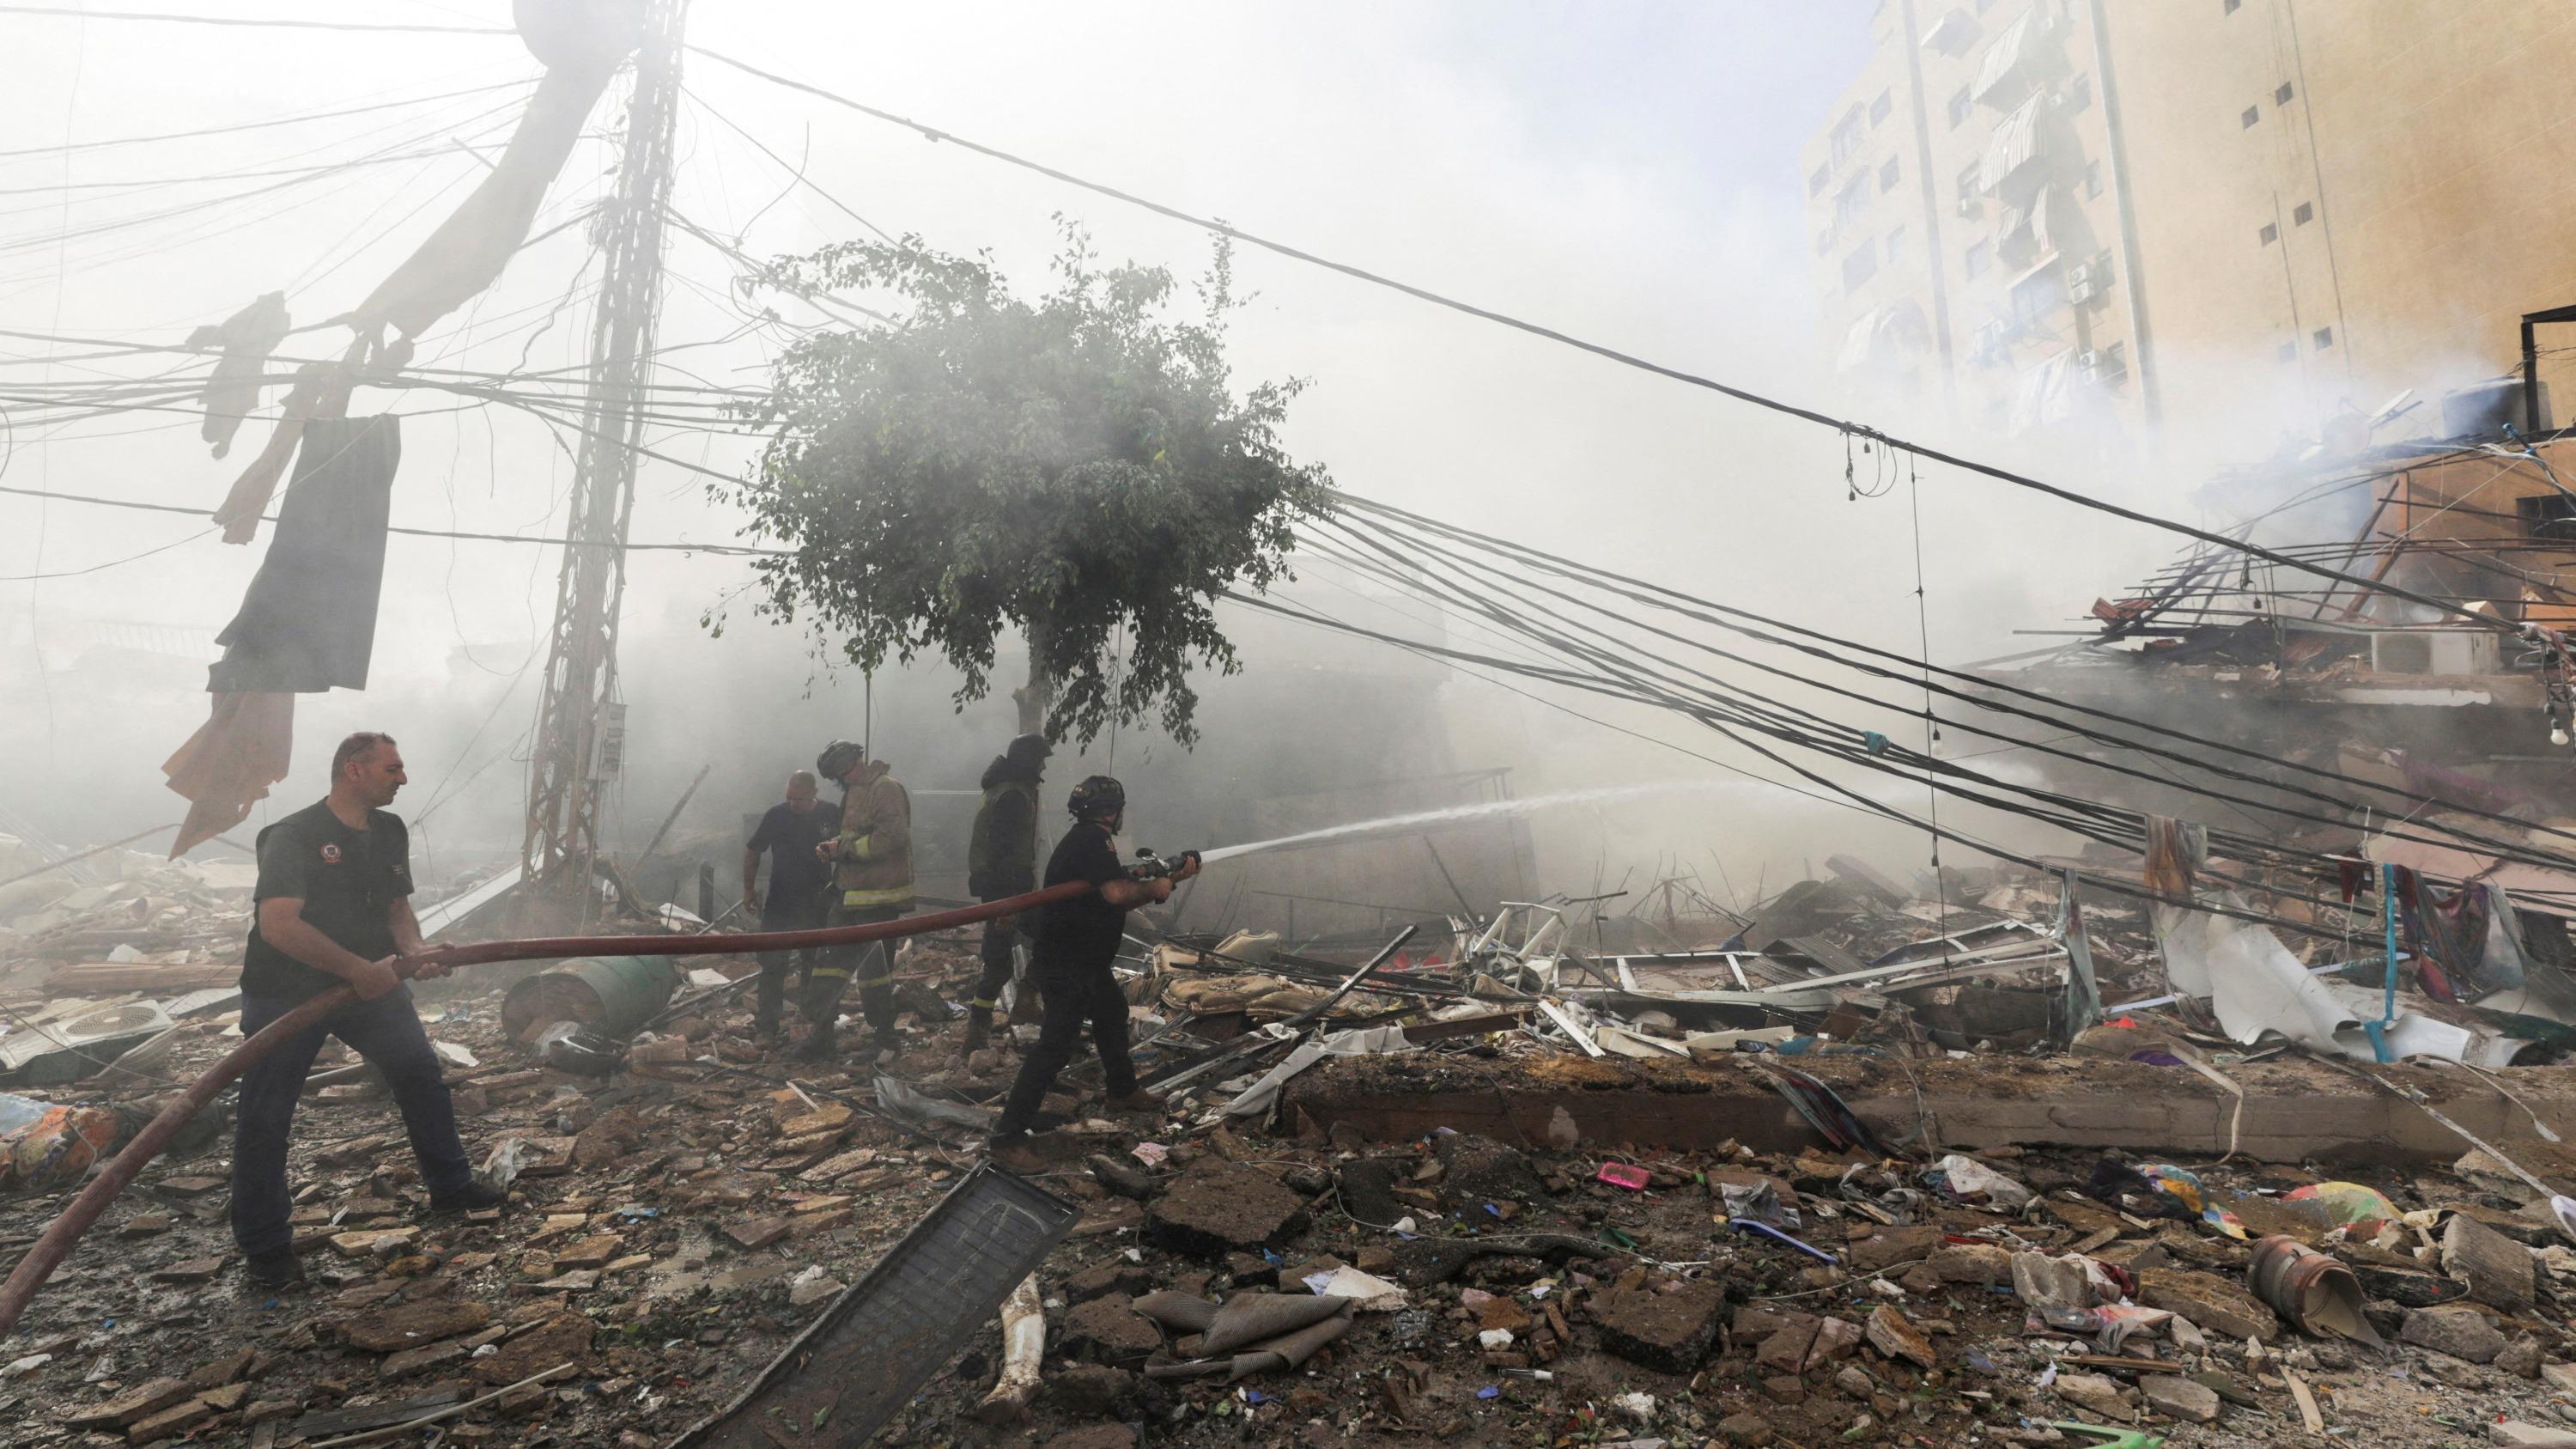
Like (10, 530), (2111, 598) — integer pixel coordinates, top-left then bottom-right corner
(754, 892), (831, 1032)
(993, 956), (1135, 1135)
(230, 984), (472, 1258)
(809, 903), (902, 1046)
(967, 903), (1024, 1020)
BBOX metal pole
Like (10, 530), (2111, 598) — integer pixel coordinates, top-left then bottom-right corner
(520, 0), (688, 926)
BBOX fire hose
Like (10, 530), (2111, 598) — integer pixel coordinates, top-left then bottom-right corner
(0, 880), (1098, 1337)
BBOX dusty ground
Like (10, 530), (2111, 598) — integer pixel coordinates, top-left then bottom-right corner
(6, 944), (2576, 1448)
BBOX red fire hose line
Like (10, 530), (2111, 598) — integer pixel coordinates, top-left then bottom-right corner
(0, 880), (1093, 1336)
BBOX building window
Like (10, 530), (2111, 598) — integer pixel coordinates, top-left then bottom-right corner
(2276, 82), (2295, 105)
(2242, 106), (2260, 129)
(2277, 341), (2297, 362)
(2294, 200), (2315, 225)
(2518, 494), (2576, 538)
(1957, 162), (1981, 204)
(2314, 326), (2335, 350)
(2069, 74), (2093, 113)
(1809, 163), (1830, 198)
(2084, 160), (2104, 198)
(1831, 107), (1867, 167)
(1836, 178), (1871, 232)
(1871, 89), (1894, 126)
(1965, 240), (1992, 278)
(1880, 155), (1901, 192)
(1816, 229), (1832, 257)
(1886, 224), (1907, 261)
(1948, 87), (1971, 128)
(2258, 222), (2279, 245)
(2097, 341), (2129, 382)
(1844, 245), (1879, 290)
(2010, 265), (2069, 324)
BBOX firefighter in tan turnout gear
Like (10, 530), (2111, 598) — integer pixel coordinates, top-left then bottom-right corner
(799, 739), (914, 1062)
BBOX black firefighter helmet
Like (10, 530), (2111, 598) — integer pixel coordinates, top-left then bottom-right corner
(815, 739), (866, 782)
(1066, 774), (1125, 821)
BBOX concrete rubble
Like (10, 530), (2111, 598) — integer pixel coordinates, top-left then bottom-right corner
(3, 843), (2576, 1446)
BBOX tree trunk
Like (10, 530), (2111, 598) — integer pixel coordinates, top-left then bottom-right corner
(1012, 620), (1054, 736)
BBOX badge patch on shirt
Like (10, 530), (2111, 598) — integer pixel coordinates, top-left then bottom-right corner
(319, 843), (342, 864)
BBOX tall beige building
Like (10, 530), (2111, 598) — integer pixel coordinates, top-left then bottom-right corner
(1803, 0), (2576, 445)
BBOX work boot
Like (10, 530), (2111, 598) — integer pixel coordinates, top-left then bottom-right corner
(1103, 1087), (1168, 1117)
(987, 1129), (1056, 1174)
(788, 1022), (836, 1062)
(429, 1179), (510, 1215)
(849, 1030), (901, 1068)
(961, 1012), (991, 1057)
(244, 1250), (307, 1292)
(752, 1005), (781, 1042)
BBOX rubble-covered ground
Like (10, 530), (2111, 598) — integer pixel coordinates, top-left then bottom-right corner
(10, 839), (2576, 1448)
(6, 931), (2576, 1449)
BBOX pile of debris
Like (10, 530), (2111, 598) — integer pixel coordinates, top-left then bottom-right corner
(10, 821), (2576, 1447)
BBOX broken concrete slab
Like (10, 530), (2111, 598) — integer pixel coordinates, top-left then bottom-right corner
(2136, 1268), (2278, 1342)
(337, 1300), (491, 1354)
(2401, 1306), (2508, 1364)
(1433, 1134), (1546, 1202)
(1145, 1162), (1309, 1257)
(65, 1377), (193, 1428)
(1591, 1278), (1723, 1373)
(1286, 1053), (2576, 1166)
(1060, 1294), (1162, 1364)
(1864, 1306), (1935, 1369)
(2142, 1373), (2221, 1423)
(2442, 1212), (2537, 1311)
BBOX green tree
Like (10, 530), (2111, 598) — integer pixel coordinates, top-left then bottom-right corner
(719, 225), (1335, 746)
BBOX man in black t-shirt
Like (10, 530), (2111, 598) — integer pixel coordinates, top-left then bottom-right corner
(740, 769), (840, 1041)
(230, 732), (503, 1290)
(990, 775), (1200, 1154)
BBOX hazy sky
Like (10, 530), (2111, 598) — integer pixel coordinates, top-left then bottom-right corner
(0, 3), (2177, 874)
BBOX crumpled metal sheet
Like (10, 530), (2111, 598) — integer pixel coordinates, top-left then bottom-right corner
(2152, 900), (2531, 1066)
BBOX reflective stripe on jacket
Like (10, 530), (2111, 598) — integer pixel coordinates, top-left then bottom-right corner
(834, 760), (914, 909)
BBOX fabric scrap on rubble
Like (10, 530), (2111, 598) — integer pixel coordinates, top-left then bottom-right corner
(1220, 1024), (1411, 1119)
(1, 1104), (121, 1192)
(1928, 1154), (2032, 1209)
(183, 290), (289, 459)
(2285, 1181), (2400, 1235)
(162, 690), (294, 856)
(2037, 1304), (2173, 1354)
(2137, 1163), (2248, 1239)
(2142, 813), (2207, 901)
(1199, 1290), (1350, 1354)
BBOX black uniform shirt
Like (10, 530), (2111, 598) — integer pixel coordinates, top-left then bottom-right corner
(241, 800), (413, 1001)
(747, 801), (840, 918)
(1030, 821), (1133, 971)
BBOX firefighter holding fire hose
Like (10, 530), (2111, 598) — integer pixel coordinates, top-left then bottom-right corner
(989, 775), (1199, 1162)
(801, 739), (914, 1062)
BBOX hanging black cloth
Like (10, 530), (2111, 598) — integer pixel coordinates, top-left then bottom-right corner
(208, 414), (401, 694)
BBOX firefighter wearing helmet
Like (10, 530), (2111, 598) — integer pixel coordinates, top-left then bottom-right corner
(801, 739), (914, 1062)
(990, 774), (1200, 1160)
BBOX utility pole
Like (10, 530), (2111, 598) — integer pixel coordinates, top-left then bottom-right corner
(519, 0), (687, 927)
